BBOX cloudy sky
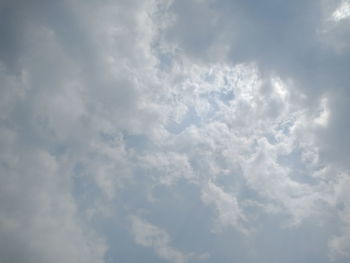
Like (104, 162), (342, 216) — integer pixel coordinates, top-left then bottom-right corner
(1, 0), (350, 262)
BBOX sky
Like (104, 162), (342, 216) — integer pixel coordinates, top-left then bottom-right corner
(1, 0), (350, 262)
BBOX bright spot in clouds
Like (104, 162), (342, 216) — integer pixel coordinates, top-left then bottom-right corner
(332, 1), (350, 21)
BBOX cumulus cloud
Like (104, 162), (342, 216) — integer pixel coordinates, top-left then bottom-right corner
(1, 0), (350, 262)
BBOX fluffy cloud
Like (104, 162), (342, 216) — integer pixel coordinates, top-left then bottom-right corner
(0, 126), (106, 263)
(0, 0), (160, 261)
(1, 0), (350, 262)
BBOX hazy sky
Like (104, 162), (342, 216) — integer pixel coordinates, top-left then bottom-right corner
(1, 0), (350, 262)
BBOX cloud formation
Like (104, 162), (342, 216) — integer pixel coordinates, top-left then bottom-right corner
(1, 0), (350, 262)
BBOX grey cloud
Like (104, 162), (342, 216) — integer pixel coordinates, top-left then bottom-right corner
(0, 0), (160, 262)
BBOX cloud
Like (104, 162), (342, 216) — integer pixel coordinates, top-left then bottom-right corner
(0, 0), (161, 261)
(1, 0), (350, 262)
(328, 175), (350, 260)
(130, 216), (208, 263)
(201, 182), (247, 233)
(332, 1), (350, 22)
(0, 127), (106, 263)
(155, 1), (350, 258)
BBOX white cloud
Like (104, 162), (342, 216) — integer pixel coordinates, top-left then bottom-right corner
(152, 62), (350, 263)
(314, 97), (331, 127)
(201, 182), (247, 233)
(332, 1), (350, 21)
(0, 0), (163, 261)
(130, 216), (208, 263)
(139, 151), (194, 185)
(0, 127), (106, 263)
(328, 175), (350, 260)
(2, 0), (350, 262)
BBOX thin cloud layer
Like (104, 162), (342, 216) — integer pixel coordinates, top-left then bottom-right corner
(1, 0), (350, 263)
